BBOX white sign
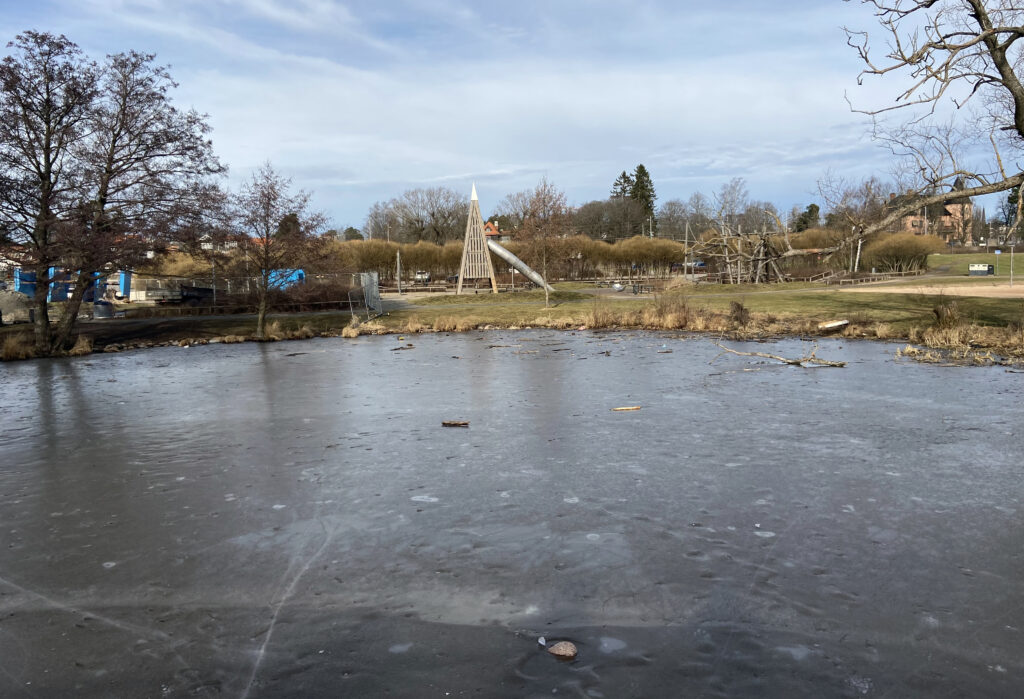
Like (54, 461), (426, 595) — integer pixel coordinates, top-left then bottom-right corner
(995, 249), (1002, 255)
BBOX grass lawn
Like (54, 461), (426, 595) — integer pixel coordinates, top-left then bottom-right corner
(720, 290), (1024, 330)
(928, 252), (1018, 276)
(414, 289), (587, 305)
(390, 281), (1024, 332)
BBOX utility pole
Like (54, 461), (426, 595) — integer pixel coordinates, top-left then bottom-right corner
(685, 221), (691, 278)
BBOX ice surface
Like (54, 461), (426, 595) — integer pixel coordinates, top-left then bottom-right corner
(1, 332), (1022, 697)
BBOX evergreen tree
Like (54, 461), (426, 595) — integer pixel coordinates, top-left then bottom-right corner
(793, 203), (820, 232)
(610, 171), (634, 199)
(629, 164), (657, 230)
(1002, 185), (1020, 225)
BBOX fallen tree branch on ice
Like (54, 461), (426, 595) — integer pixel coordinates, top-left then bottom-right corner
(712, 341), (846, 368)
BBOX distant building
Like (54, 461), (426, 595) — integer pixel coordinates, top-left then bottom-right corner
(483, 221), (511, 243)
(0, 243), (28, 277)
(890, 177), (974, 243)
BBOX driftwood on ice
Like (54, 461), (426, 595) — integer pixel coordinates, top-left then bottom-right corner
(712, 341), (846, 368)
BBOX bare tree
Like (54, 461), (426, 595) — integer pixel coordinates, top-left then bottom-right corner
(496, 177), (571, 306)
(656, 199), (688, 240)
(363, 187), (468, 244)
(50, 50), (224, 349)
(362, 200), (398, 241)
(846, 1), (1024, 232)
(572, 197), (645, 241)
(234, 162), (325, 338)
(0, 34), (224, 354)
(817, 173), (890, 270)
(0, 31), (97, 353)
(708, 178), (750, 282)
(393, 187), (468, 244)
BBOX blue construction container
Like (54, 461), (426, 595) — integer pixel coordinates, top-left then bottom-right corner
(48, 269), (70, 301)
(14, 268), (107, 301)
(269, 268), (306, 288)
(119, 270), (132, 298)
(82, 272), (107, 302)
(14, 269), (35, 295)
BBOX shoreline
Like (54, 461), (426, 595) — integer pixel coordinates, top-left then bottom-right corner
(2, 315), (1020, 367)
(4, 282), (1024, 363)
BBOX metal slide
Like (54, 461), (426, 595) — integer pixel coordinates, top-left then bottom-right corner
(486, 239), (555, 292)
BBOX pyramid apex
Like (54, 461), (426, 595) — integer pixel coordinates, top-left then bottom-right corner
(471, 183), (478, 201)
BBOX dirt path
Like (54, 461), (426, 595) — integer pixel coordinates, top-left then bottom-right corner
(838, 281), (1024, 298)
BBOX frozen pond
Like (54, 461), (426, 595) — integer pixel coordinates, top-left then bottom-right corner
(1, 331), (1022, 697)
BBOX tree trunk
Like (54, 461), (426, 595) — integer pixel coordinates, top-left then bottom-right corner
(256, 292), (268, 339)
(52, 270), (94, 352)
(31, 264), (52, 355)
(542, 245), (549, 308)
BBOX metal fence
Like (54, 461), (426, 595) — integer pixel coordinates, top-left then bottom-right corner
(348, 272), (382, 320)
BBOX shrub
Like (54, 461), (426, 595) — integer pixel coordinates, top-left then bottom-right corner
(863, 233), (946, 272)
(933, 298), (961, 328)
(729, 300), (750, 326)
(790, 228), (842, 249)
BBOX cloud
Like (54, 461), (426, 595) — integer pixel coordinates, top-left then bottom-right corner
(10, 0), (914, 224)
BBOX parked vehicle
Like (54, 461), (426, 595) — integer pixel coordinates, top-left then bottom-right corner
(414, 270), (431, 284)
(154, 284), (215, 306)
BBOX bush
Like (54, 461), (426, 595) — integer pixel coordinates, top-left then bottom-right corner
(790, 228), (842, 249)
(259, 278), (353, 312)
(729, 300), (750, 326)
(933, 298), (961, 328)
(863, 233), (946, 272)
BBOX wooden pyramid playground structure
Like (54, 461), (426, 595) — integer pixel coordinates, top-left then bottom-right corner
(456, 184), (498, 294)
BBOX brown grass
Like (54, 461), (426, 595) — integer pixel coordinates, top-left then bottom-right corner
(263, 320), (285, 341)
(932, 298), (961, 329)
(896, 345), (944, 363)
(68, 335), (93, 356)
(873, 323), (895, 340)
(586, 300), (618, 328)
(432, 315), (458, 332)
(643, 294), (691, 329)
(1, 332), (35, 361)
(292, 325), (315, 340)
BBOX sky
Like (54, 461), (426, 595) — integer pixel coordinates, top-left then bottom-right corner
(0, 0), (926, 229)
